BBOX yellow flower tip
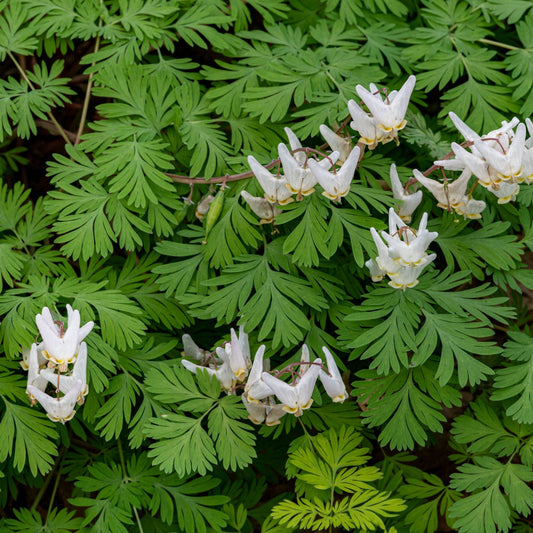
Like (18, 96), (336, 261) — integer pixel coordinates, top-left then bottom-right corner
(282, 405), (299, 414)
(300, 398), (314, 411)
(395, 120), (407, 131)
(378, 124), (394, 133)
(332, 393), (347, 403)
(300, 187), (315, 196)
(265, 418), (282, 426)
(247, 415), (264, 425)
(276, 196), (294, 206)
(234, 369), (248, 382)
(48, 410), (76, 424)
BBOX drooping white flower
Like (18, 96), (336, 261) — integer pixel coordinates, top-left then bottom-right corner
(182, 350), (235, 391)
(244, 345), (272, 404)
(40, 342), (89, 404)
(348, 100), (383, 148)
(26, 343), (48, 402)
(436, 112), (528, 204)
(413, 168), (473, 210)
(382, 209), (438, 267)
(367, 210), (437, 290)
(319, 124), (352, 163)
(247, 155), (294, 205)
(241, 191), (281, 224)
(182, 334), (214, 365)
(307, 145), (360, 201)
(319, 347), (347, 403)
(36, 305), (94, 371)
(349, 76), (416, 147)
(21, 342), (47, 371)
(454, 198), (486, 219)
(487, 181), (520, 204)
(278, 142), (338, 197)
(226, 326), (252, 382)
(27, 380), (83, 423)
(261, 354), (321, 416)
(389, 164), (422, 222)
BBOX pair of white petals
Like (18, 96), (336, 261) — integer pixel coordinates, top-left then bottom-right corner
(36, 304), (94, 370)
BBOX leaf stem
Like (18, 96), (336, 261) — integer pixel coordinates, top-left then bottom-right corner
(30, 448), (64, 511)
(7, 51), (73, 146)
(117, 439), (145, 533)
(478, 38), (520, 51)
(45, 470), (61, 522)
(75, 34), (101, 144)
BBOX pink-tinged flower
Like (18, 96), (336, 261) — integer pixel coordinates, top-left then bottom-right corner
(36, 305), (94, 371)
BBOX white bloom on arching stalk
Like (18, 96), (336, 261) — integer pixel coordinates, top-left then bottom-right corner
(435, 112), (530, 204)
(307, 145), (360, 202)
(247, 155), (294, 205)
(366, 209), (437, 290)
(413, 168), (486, 219)
(36, 305), (94, 372)
(389, 164), (422, 223)
(349, 76), (416, 148)
(319, 347), (347, 403)
(319, 124), (352, 163)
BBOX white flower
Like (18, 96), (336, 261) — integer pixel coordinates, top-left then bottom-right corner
(241, 191), (281, 224)
(244, 345), (272, 403)
(261, 350), (321, 416)
(413, 168), (473, 211)
(181, 327), (252, 392)
(382, 209), (438, 267)
(247, 155), (294, 205)
(36, 305), (94, 371)
(349, 76), (416, 147)
(21, 341), (46, 371)
(367, 210), (437, 290)
(278, 141), (338, 198)
(454, 198), (486, 220)
(182, 350), (235, 391)
(389, 164), (422, 222)
(40, 342), (89, 404)
(307, 145), (360, 201)
(26, 343), (48, 402)
(319, 347), (347, 402)
(182, 334), (214, 365)
(487, 181), (520, 204)
(348, 99), (383, 148)
(319, 124), (352, 163)
(27, 380), (82, 423)
(242, 395), (286, 426)
(226, 325), (252, 382)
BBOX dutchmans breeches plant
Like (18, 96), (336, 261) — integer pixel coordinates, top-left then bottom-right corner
(2, 2), (533, 533)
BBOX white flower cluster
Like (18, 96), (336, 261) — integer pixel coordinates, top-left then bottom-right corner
(242, 77), (417, 221)
(181, 328), (347, 426)
(22, 305), (93, 423)
(366, 208), (438, 290)
(414, 112), (533, 218)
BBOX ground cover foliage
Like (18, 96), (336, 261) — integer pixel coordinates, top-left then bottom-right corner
(0, 0), (533, 532)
